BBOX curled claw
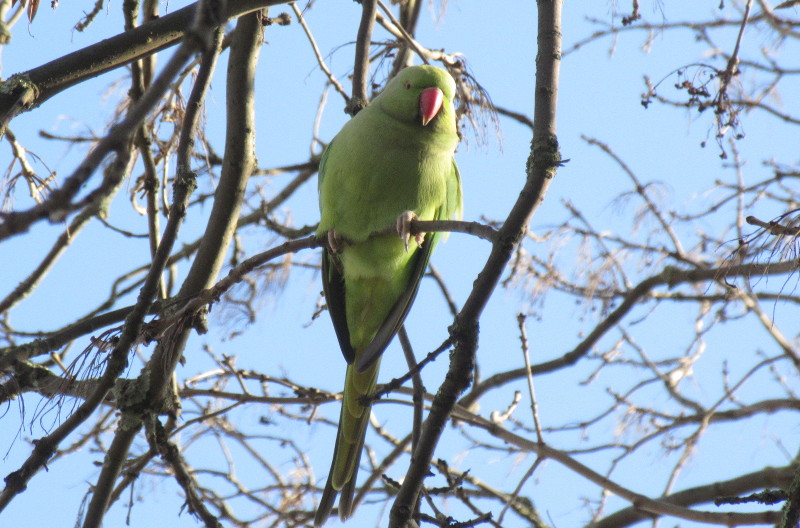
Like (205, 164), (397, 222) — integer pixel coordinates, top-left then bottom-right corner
(396, 210), (418, 252)
(327, 229), (343, 254)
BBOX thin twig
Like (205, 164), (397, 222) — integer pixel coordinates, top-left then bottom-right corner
(291, 3), (350, 103)
(398, 326), (424, 522)
(377, 0), (429, 66)
(517, 314), (543, 442)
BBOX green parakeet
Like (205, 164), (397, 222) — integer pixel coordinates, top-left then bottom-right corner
(314, 65), (462, 526)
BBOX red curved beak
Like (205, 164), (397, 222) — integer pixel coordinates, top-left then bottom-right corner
(419, 87), (444, 126)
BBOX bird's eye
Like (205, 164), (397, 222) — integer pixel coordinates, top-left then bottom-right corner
(404, 81), (412, 90)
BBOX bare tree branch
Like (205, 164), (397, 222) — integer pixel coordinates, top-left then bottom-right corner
(389, 0), (564, 525)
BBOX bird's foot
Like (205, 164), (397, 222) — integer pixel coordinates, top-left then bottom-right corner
(396, 210), (424, 252)
(327, 229), (344, 254)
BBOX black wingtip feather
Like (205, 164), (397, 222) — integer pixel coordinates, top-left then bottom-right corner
(321, 248), (356, 364)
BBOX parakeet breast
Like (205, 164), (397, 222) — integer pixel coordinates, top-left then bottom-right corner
(317, 106), (457, 244)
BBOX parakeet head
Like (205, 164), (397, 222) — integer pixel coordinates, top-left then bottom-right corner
(376, 65), (457, 131)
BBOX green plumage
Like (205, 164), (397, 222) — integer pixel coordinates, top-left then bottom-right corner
(314, 65), (462, 526)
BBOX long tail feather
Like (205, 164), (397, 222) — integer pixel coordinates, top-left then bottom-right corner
(315, 360), (380, 525)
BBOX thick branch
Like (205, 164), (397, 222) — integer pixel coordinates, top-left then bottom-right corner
(0, 0), (284, 134)
(80, 12), (226, 527)
(461, 258), (800, 409)
(450, 407), (782, 526)
(389, 1), (563, 525)
(593, 465), (793, 528)
(348, 0), (377, 115)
